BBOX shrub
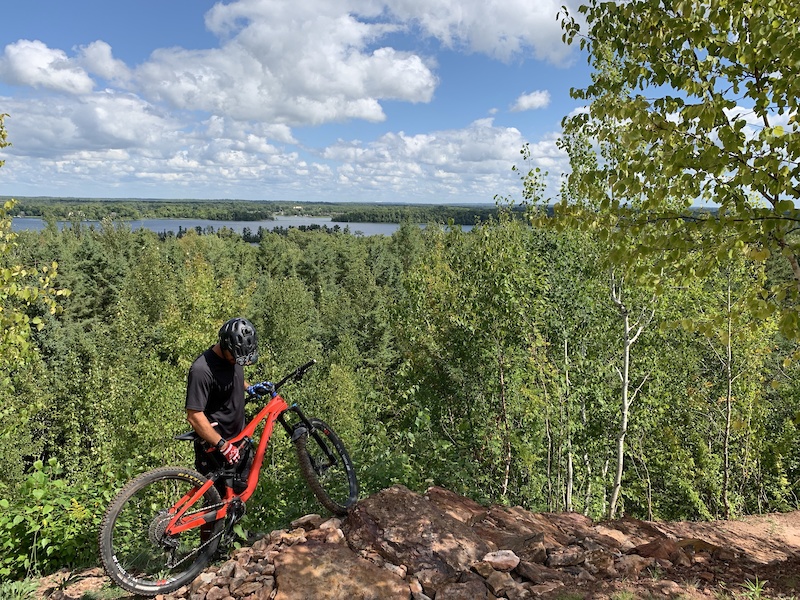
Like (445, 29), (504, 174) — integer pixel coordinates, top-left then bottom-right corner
(0, 458), (122, 580)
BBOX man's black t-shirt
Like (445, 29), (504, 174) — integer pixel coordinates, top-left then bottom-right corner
(185, 347), (245, 439)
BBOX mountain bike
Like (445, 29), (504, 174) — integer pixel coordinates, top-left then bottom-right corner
(98, 359), (358, 597)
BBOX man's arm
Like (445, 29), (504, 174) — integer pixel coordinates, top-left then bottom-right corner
(186, 409), (225, 447)
(187, 409), (240, 464)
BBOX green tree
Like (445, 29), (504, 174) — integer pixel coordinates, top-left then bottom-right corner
(687, 256), (777, 517)
(0, 117), (65, 376)
(529, 119), (664, 519)
(558, 0), (800, 337)
(0, 116), (67, 379)
(400, 212), (552, 502)
(0, 116), (69, 489)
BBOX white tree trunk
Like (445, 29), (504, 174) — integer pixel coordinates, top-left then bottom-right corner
(607, 271), (654, 520)
(608, 312), (632, 519)
(564, 337), (574, 512)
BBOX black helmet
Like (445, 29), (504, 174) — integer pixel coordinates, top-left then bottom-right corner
(218, 317), (258, 365)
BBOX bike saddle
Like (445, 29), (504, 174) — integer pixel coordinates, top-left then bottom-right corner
(175, 430), (201, 441)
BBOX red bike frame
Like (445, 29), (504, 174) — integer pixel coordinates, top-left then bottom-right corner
(164, 392), (291, 536)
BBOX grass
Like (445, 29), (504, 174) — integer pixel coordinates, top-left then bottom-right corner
(0, 580), (37, 600)
(740, 577), (767, 600)
(645, 564), (664, 581)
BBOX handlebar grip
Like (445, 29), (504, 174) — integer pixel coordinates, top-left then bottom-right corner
(298, 359), (317, 373)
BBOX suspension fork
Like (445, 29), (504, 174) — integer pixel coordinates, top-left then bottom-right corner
(278, 404), (337, 465)
(277, 404), (313, 440)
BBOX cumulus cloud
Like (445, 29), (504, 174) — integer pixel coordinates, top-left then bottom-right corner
(1, 0), (577, 128)
(0, 40), (94, 94)
(135, 41), (434, 125)
(131, 0), (577, 125)
(0, 93), (179, 155)
(130, 0), (437, 125)
(322, 118), (567, 200)
(77, 41), (132, 84)
(383, 0), (577, 64)
(511, 90), (551, 112)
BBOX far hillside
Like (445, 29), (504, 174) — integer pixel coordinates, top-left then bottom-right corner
(2, 196), (513, 226)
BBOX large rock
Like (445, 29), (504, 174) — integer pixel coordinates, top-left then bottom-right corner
(425, 486), (488, 526)
(273, 541), (409, 600)
(343, 485), (492, 594)
(472, 506), (581, 557)
(435, 579), (493, 600)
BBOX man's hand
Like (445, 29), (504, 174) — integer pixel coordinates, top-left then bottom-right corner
(219, 440), (240, 464)
(246, 382), (275, 397)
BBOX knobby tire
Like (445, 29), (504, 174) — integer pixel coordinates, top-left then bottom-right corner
(294, 417), (358, 515)
(98, 466), (223, 597)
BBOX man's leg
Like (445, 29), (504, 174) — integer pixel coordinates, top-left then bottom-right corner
(194, 442), (216, 544)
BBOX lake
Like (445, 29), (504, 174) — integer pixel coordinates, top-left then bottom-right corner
(10, 215), (409, 237)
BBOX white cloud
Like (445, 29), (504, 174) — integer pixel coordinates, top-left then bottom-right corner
(322, 118), (567, 200)
(566, 105), (589, 119)
(0, 93), (178, 155)
(511, 90), (551, 112)
(0, 40), (94, 94)
(77, 41), (132, 85)
(383, 0), (577, 64)
(131, 0), (437, 126)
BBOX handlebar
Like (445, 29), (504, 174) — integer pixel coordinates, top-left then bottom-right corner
(245, 359), (316, 401)
(274, 359), (316, 392)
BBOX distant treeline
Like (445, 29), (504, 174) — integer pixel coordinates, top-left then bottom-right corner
(157, 222), (352, 242)
(3, 196), (511, 225)
(332, 205), (523, 226)
(5, 197), (280, 221)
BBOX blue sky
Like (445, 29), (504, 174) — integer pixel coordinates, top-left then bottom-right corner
(0, 0), (590, 204)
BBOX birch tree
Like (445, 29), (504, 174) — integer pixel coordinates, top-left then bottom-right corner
(558, 0), (800, 338)
(607, 270), (656, 519)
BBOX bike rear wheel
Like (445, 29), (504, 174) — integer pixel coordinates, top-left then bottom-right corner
(294, 418), (358, 515)
(98, 467), (223, 597)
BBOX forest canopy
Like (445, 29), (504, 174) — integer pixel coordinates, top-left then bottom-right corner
(1, 200), (799, 581)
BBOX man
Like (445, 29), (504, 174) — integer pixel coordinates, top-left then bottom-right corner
(185, 317), (259, 478)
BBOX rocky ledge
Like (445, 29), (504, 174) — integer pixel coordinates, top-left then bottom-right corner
(155, 484), (791, 600)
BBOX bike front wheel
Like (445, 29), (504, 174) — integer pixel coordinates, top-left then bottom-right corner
(294, 418), (359, 516)
(98, 467), (224, 597)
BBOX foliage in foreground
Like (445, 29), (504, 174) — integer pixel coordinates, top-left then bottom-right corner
(554, 0), (800, 340)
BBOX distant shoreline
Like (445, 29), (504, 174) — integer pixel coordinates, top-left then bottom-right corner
(2, 196), (507, 227)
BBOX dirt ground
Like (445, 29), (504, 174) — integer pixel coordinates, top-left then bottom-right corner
(540, 510), (800, 599)
(34, 510), (800, 599)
